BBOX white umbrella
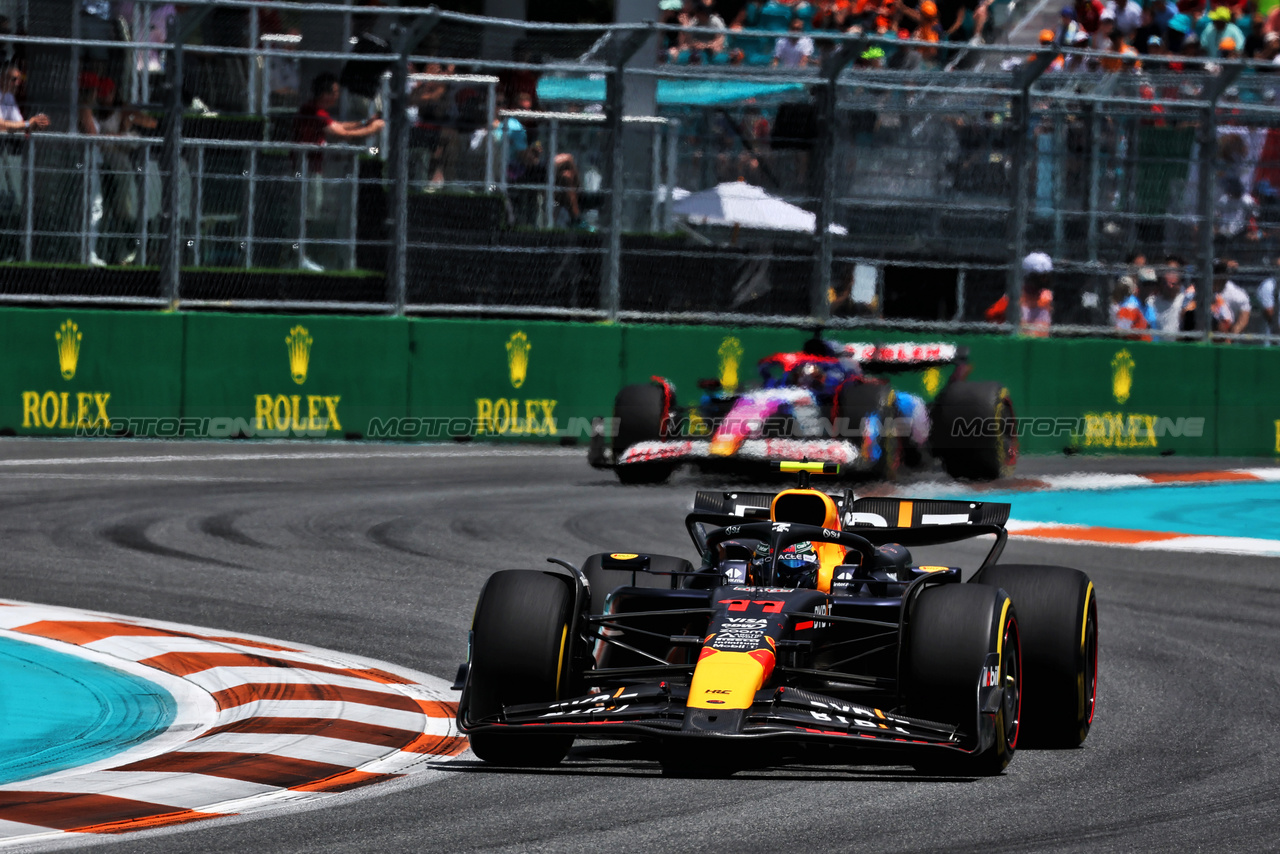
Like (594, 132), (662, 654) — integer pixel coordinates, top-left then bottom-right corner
(672, 181), (848, 235)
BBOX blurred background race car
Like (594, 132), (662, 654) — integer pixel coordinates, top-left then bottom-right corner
(588, 335), (1016, 484)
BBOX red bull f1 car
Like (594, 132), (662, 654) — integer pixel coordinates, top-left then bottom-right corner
(587, 337), (1016, 484)
(455, 462), (1097, 774)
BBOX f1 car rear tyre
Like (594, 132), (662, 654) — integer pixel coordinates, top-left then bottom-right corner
(931, 381), (1016, 481)
(833, 381), (899, 481)
(613, 382), (677, 485)
(971, 564), (1097, 748)
(906, 583), (1020, 776)
(464, 570), (575, 766)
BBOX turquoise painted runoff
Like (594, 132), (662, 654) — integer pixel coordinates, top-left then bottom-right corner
(966, 482), (1280, 541)
(0, 635), (176, 785)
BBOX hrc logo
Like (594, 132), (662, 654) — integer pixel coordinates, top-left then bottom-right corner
(56, 319), (82, 380)
(286, 325), (313, 385)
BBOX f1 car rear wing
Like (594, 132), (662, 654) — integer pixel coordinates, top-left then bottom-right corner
(838, 342), (968, 374)
(692, 490), (1009, 529)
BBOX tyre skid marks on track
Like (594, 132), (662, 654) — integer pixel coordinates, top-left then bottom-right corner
(0, 600), (466, 843)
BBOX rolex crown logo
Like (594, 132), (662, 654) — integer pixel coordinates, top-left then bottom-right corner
(922, 367), (942, 399)
(718, 336), (744, 391)
(56, 320), (82, 380)
(506, 330), (531, 389)
(1111, 348), (1135, 405)
(286, 325), (313, 385)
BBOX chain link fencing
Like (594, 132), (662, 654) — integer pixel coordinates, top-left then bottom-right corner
(2, 1), (1280, 342)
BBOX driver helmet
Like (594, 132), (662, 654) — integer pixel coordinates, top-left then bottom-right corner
(789, 362), (826, 390)
(772, 542), (821, 588)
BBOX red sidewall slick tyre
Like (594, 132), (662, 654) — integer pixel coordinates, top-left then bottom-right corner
(613, 382), (676, 484)
(973, 564), (1098, 748)
(464, 570), (575, 766)
(907, 583), (1021, 776)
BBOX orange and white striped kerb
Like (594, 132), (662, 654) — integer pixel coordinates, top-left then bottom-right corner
(0, 600), (465, 843)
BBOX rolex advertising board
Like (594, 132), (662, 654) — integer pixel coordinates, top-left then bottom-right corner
(182, 314), (409, 439)
(1019, 339), (1217, 456)
(0, 309), (183, 437)
(404, 319), (623, 443)
(1213, 346), (1280, 457)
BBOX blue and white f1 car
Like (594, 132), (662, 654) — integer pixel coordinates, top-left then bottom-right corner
(588, 336), (1017, 484)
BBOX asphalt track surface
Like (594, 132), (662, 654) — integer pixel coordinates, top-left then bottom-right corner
(1, 441), (1278, 853)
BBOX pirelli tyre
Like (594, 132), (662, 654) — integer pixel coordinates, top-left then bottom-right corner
(832, 381), (899, 481)
(931, 380), (1016, 481)
(612, 382), (677, 485)
(971, 564), (1097, 748)
(462, 570), (575, 766)
(906, 583), (1021, 776)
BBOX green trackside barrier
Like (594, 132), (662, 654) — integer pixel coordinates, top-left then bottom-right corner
(1214, 347), (1280, 457)
(407, 319), (624, 443)
(182, 314), (410, 440)
(1020, 338), (1218, 456)
(0, 308), (183, 438)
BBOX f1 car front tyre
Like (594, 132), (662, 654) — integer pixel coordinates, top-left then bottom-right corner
(463, 570), (575, 766)
(613, 382), (676, 485)
(971, 564), (1097, 748)
(931, 381), (1016, 481)
(906, 583), (1020, 776)
(833, 381), (899, 481)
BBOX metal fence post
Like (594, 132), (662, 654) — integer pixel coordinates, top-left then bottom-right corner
(811, 41), (859, 323)
(387, 11), (441, 316)
(1005, 50), (1054, 333)
(1196, 62), (1242, 341)
(161, 7), (212, 310)
(602, 26), (651, 321)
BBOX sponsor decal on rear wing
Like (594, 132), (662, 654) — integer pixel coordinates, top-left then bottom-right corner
(839, 342), (964, 372)
(843, 497), (1010, 528)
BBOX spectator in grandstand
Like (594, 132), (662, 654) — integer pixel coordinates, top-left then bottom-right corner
(1074, 0), (1104, 33)
(1201, 5), (1245, 57)
(410, 62), (462, 187)
(1133, 4), (1164, 52)
(1211, 258), (1253, 336)
(1107, 0), (1143, 35)
(0, 64), (46, 261)
(813, 0), (855, 30)
(773, 17), (816, 66)
(984, 251), (1054, 335)
(1147, 256), (1194, 339)
(1257, 261), (1280, 342)
(1056, 7), (1082, 45)
(295, 73), (385, 271)
(0, 65), (48, 135)
(675, 0), (730, 64)
(296, 73), (386, 151)
(501, 41), (542, 114)
(1111, 274), (1151, 338)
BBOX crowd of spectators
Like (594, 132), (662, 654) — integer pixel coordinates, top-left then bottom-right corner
(1031, 0), (1280, 69)
(659, 0), (993, 68)
(1105, 254), (1257, 339)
